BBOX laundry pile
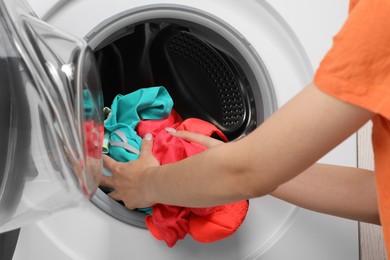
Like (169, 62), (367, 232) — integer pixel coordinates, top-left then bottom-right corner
(103, 86), (249, 247)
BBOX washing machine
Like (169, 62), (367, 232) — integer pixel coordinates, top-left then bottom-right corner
(5, 0), (359, 259)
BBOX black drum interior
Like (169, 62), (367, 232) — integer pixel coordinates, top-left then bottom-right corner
(94, 19), (257, 140)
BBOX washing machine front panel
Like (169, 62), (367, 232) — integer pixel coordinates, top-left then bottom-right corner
(15, 1), (358, 259)
(28, 0), (314, 101)
(266, 0), (350, 70)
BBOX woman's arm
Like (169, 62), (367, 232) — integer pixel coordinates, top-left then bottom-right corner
(101, 83), (375, 219)
(271, 163), (379, 224)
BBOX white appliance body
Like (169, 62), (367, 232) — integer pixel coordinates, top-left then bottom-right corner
(14, 1), (359, 259)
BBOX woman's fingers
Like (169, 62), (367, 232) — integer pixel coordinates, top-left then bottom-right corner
(99, 155), (117, 188)
(138, 133), (160, 167)
(102, 154), (118, 173)
(165, 127), (223, 148)
(139, 133), (154, 159)
(107, 190), (121, 202)
(99, 175), (113, 188)
(97, 134), (158, 210)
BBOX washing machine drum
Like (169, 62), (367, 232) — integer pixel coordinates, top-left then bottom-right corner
(0, 0), (104, 233)
(90, 14), (264, 226)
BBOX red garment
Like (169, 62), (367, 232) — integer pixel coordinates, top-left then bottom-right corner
(137, 110), (227, 164)
(188, 201), (249, 243)
(84, 121), (104, 159)
(136, 110), (248, 247)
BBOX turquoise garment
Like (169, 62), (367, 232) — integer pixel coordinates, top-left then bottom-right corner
(104, 86), (173, 163)
(83, 89), (94, 119)
(104, 86), (173, 215)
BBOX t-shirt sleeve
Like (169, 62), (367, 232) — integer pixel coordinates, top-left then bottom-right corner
(314, 0), (390, 120)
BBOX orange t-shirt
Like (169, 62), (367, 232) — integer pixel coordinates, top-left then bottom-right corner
(314, 0), (390, 256)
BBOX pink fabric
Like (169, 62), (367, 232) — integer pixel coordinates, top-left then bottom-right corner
(137, 110), (248, 247)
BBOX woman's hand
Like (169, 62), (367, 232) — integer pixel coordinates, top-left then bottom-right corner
(99, 133), (159, 210)
(99, 129), (222, 210)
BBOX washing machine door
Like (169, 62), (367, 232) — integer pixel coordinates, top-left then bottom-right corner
(0, 0), (104, 233)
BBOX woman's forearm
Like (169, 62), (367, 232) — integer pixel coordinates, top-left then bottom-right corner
(143, 153), (380, 225)
(142, 141), (266, 208)
(271, 163), (380, 225)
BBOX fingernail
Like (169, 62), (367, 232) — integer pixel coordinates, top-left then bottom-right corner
(144, 133), (153, 141)
(165, 127), (177, 134)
